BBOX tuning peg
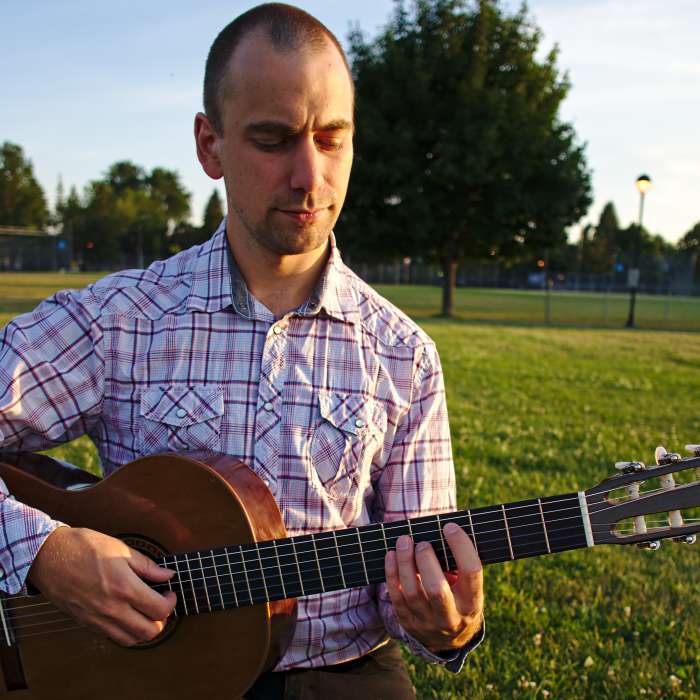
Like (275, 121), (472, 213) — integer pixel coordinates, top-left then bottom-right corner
(615, 461), (646, 474)
(637, 540), (661, 550)
(673, 534), (696, 545)
(685, 444), (700, 456)
(655, 446), (682, 464)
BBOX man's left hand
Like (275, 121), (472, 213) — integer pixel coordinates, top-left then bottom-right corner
(384, 521), (484, 654)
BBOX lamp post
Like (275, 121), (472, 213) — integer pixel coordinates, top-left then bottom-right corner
(625, 173), (651, 328)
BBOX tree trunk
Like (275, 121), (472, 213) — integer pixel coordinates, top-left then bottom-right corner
(441, 257), (458, 316)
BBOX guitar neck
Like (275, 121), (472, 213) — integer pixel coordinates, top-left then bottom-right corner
(159, 491), (593, 615)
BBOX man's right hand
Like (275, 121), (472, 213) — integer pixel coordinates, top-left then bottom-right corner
(27, 527), (177, 646)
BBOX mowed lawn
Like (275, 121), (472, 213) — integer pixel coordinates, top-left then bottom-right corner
(2, 274), (700, 698)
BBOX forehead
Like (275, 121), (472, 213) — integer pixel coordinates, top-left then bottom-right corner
(220, 32), (354, 129)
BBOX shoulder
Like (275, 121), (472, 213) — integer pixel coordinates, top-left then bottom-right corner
(335, 260), (436, 355)
(57, 242), (210, 322)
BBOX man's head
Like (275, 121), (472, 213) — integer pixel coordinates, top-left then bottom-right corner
(195, 3), (355, 257)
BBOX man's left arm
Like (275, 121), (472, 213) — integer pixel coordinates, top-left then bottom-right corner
(374, 342), (484, 672)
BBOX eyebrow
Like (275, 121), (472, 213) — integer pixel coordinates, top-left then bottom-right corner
(245, 119), (354, 136)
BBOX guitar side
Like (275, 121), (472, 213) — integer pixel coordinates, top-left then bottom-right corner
(0, 453), (296, 700)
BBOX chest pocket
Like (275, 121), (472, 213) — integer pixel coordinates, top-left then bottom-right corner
(138, 384), (224, 455)
(310, 390), (387, 501)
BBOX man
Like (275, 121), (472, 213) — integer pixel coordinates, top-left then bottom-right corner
(0, 4), (484, 697)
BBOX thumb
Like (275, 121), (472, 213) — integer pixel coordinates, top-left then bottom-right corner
(127, 549), (175, 582)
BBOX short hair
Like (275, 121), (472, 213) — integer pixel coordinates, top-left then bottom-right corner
(203, 3), (353, 135)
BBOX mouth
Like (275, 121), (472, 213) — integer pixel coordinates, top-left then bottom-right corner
(275, 207), (328, 224)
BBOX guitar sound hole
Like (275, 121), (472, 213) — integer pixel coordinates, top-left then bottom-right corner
(119, 534), (179, 649)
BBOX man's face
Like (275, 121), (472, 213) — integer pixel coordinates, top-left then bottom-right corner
(208, 33), (354, 256)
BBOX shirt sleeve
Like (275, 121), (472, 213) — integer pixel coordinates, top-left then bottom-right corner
(373, 342), (484, 671)
(0, 288), (104, 593)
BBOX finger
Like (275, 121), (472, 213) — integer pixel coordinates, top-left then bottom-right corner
(414, 541), (453, 619)
(384, 550), (412, 623)
(92, 619), (141, 647)
(395, 535), (429, 613)
(443, 523), (484, 612)
(127, 551), (178, 620)
(128, 549), (175, 582)
(105, 604), (166, 644)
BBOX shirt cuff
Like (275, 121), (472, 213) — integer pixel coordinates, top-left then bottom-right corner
(404, 619), (485, 674)
(0, 492), (67, 595)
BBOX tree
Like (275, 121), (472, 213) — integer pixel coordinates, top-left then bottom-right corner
(342, 0), (591, 315)
(585, 201), (619, 273)
(677, 222), (700, 281)
(0, 142), (48, 228)
(203, 190), (225, 235)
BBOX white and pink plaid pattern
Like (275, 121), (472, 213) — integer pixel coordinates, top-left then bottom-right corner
(0, 221), (478, 670)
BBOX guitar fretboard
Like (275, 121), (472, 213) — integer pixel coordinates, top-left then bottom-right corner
(158, 492), (589, 616)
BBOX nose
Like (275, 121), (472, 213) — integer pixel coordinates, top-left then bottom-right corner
(289, 137), (323, 195)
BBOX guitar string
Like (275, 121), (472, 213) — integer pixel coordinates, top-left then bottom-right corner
(6, 516), (697, 636)
(5, 488), (696, 616)
(7, 520), (697, 644)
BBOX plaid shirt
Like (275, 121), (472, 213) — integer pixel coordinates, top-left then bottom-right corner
(0, 221), (481, 670)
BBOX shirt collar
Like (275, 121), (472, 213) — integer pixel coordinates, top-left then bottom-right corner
(218, 219), (358, 324)
(186, 219), (233, 313)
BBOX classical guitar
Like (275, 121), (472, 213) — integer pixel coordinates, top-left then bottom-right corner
(1, 447), (699, 699)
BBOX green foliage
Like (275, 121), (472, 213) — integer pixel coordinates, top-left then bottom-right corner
(55, 160), (191, 268)
(679, 222), (700, 281)
(0, 141), (48, 227)
(202, 190), (225, 235)
(170, 189), (226, 252)
(342, 0), (592, 314)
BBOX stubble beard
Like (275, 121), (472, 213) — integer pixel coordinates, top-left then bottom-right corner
(231, 199), (336, 256)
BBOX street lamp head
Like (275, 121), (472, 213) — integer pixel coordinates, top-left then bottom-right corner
(636, 174), (652, 194)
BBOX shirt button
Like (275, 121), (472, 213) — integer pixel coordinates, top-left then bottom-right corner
(272, 325), (283, 335)
(263, 402), (274, 412)
(263, 477), (271, 488)
(354, 418), (366, 428)
(176, 408), (187, 418)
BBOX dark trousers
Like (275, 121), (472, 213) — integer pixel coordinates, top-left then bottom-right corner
(243, 641), (416, 700)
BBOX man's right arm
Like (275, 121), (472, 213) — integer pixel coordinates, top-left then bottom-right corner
(0, 288), (176, 643)
(0, 287), (105, 594)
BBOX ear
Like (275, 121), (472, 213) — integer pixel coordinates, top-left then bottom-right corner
(194, 112), (224, 180)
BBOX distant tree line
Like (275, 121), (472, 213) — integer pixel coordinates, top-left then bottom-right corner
(1, 1), (698, 308)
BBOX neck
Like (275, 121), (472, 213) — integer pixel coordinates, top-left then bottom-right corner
(226, 222), (330, 319)
(155, 490), (591, 616)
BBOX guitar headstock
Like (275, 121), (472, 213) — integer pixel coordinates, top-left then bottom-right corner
(585, 444), (700, 549)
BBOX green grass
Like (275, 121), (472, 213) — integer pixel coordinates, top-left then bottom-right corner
(2, 275), (700, 698)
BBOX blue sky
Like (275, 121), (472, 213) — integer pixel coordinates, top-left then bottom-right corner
(2, 0), (698, 243)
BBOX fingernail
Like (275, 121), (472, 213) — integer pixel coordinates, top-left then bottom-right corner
(444, 523), (460, 535)
(397, 535), (411, 551)
(416, 541), (431, 553)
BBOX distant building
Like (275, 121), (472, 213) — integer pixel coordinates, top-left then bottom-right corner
(0, 226), (70, 271)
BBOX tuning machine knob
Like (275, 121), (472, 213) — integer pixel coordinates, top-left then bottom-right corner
(685, 444), (700, 456)
(637, 540), (661, 550)
(615, 461), (646, 474)
(673, 534), (697, 545)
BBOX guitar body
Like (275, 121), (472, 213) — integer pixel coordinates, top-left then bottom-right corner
(0, 453), (296, 700)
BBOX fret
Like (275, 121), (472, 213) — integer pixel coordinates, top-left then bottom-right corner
(196, 552), (212, 611)
(433, 512), (464, 570)
(356, 529), (370, 585)
(160, 555), (178, 618)
(223, 547), (240, 608)
(436, 514), (449, 571)
(241, 544), (267, 603)
(170, 555), (191, 615)
(541, 493), (588, 553)
(237, 545), (254, 605)
(467, 510), (478, 558)
(208, 547), (234, 610)
(254, 542), (270, 601)
(0, 596), (14, 647)
(379, 522), (389, 551)
(501, 499), (551, 560)
(358, 524), (386, 585)
(310, 536), (325, 593)
(256, 542), (284, 601)
(208, 550), (225, 610)
(290, 537), (306, 596)
(312, 531), (345, 592)
(538, 499), (552, 553)
(290, 535), (324, 596)
(274, 539), (304, 598)
(183, 553), (200, 614)
(470, 506), (511, 564)
(271, 540), (287, 599)
(382, 520), (411, 553)
(332, 531), (347, 589)
(408, 515), (447, 568)
(501, 505), (515, 560)
(334, 527), (370, 588)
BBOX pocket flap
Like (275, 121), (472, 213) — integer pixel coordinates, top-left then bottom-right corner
(140, 384), (224, 427)
(318, 391), (387, 436)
